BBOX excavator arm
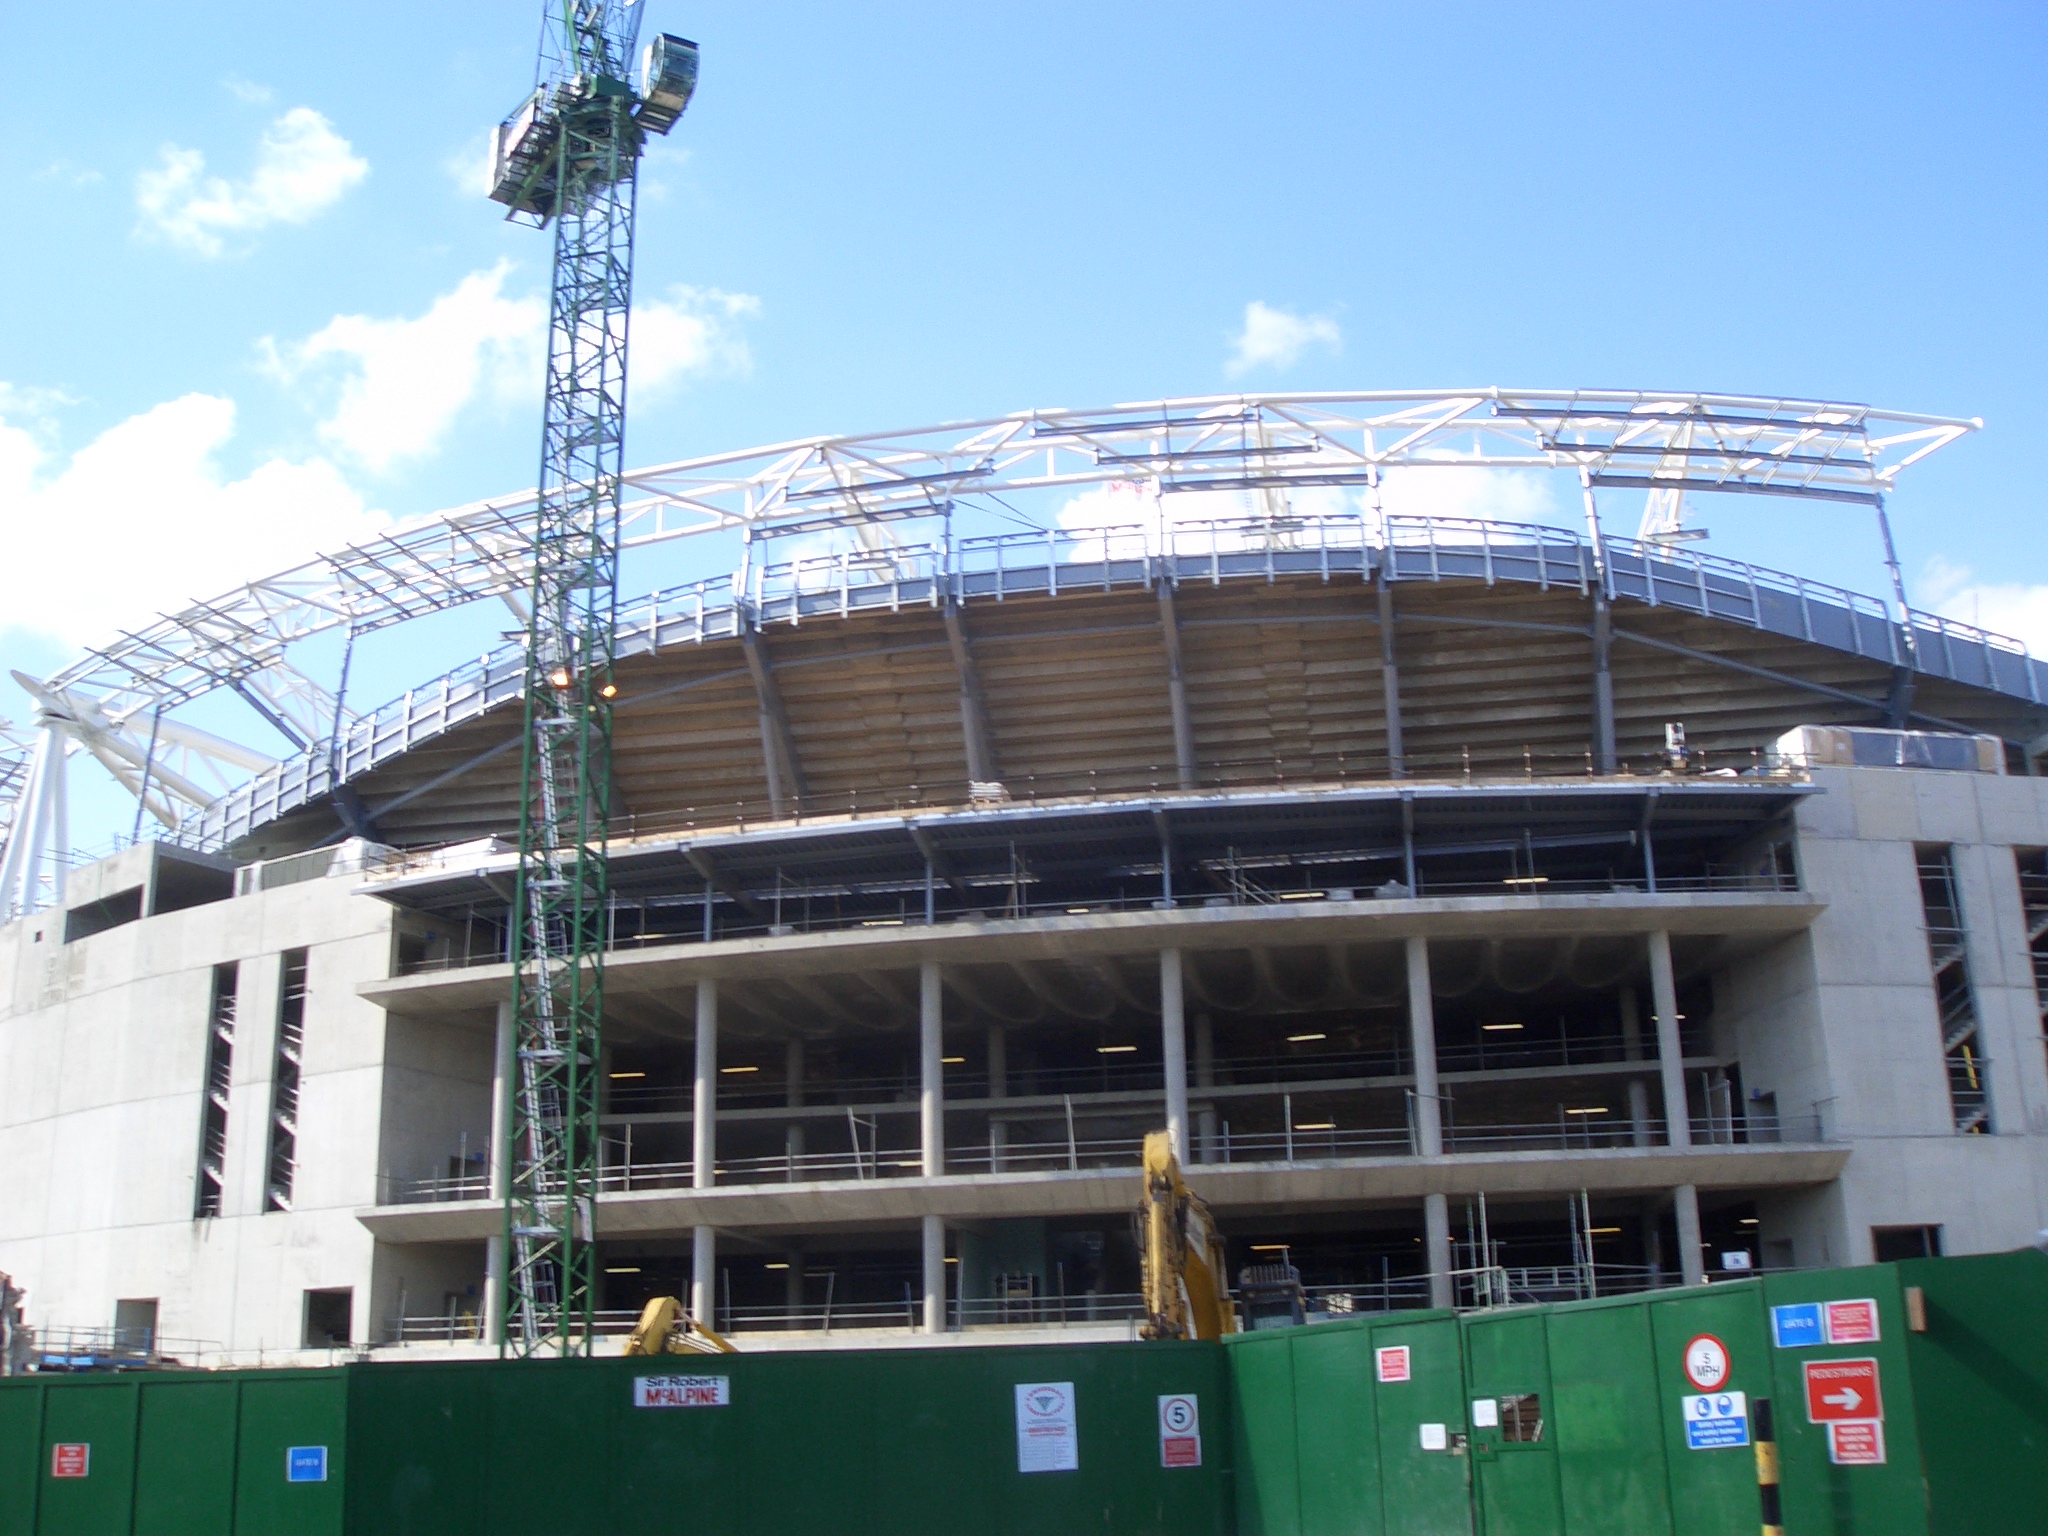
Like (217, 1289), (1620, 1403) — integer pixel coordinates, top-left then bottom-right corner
(620, 1295), (738, 1356)
(1138, 1130), (1237, 1341)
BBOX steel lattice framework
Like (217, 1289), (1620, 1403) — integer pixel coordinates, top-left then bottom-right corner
(497, 0), (662, 1360)
(0, 391), (1987, 917)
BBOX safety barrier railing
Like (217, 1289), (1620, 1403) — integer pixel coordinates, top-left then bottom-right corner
(181, 510), (2043, 851)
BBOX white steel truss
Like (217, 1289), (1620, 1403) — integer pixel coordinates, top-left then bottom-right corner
(0, 389), (1983, 918)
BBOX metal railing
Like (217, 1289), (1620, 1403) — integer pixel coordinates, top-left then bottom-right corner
(179, 513), (2042, 851)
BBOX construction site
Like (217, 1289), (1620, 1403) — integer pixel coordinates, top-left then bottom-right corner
(3, 4), (2047, 1533)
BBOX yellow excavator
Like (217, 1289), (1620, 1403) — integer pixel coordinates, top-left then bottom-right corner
(620, 1296), (739, 1356)
(1137, 1130), (1238, 1340)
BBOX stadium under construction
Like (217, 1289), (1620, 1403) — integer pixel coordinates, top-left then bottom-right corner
(3, 389), (2048, 1367)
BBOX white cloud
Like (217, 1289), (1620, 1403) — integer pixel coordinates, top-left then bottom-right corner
(1225, 301), (1342, 376)
(631, 285), (760, 393)
(270, 264), (545, 473)
(136, 107), (367, 256)
(444, 130), (496, 198)
(1919, 556), (2048, 653)
(0, 391), (385, 648)
(223, 75), (274, 105)
(1377, 463), (1558, 527)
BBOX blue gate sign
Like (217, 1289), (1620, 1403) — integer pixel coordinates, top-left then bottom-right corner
(1771, 1303), (1824, 1349)
(1683, 1392), (1750, 1450)
(287, 1446), (328, 1483)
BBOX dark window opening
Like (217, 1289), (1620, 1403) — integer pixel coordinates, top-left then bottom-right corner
(1500, 1392), (1545, 1443)
(194, 963), (239, 1218)
(63, 887), (142, 943)
(302, 1287), (352, 1348)
(1872, 1224), (1942, 1262)
(265, 950), (309, 1211)
(1916, 846), (1991, 1133)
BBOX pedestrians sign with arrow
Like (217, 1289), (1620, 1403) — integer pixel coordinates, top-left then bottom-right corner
(1803, 1358), (1883, 1423)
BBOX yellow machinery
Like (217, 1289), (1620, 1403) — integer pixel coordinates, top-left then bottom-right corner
(1137, 1130), (1238, 1341)
(620, 1296), (739, 1356)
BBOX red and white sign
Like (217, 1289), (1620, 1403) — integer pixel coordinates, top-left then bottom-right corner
(1159, 1395), (1202, 1468)
(1827, 1420), (1887, 1465)
(50, 1444), (89, 1479)
(1376, 1346), (1412, 1384)
(1804, 1359), (1883, 1423)
(1683, 1334), (1731, 1391)
(1824, 1299), (1880, 1345)
(632, 1374), (730, 1408)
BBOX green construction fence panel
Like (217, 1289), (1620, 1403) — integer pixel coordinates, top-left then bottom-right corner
(1462, 1307), (1560, 1536)
(1368, 1312), (1471, 1536)
(233, 1372), (346, 1536)
(1896, 1249), (2048, 1536)
(1289, 1318), (1381, 1536)
(134, 1375), (239, 1536)
(1228, 1329), (1301, 1536)
(1542, 1295), (1672, 1536)
(0, 1380), (45, 1535)
(35, 1375), (139, 1536)
(1644, 1280), (1772, 1536)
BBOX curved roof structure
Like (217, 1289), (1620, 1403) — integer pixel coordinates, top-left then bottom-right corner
(4, 389), (2028, 913)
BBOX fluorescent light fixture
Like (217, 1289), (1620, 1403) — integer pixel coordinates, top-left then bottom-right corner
(860, 918), (905, 928)
(1588, 1226), (1621, 1235)
(942, 1056), (965, 1064)
(1563, 1106), (1609, 1115)
(945, 1256), (959, 1264)
(1293, 1122), (1336, 1131)
(1279, 890), (1328, 901)
(1287, 1032), (1327, 1043)
(1097, 1044), (1138, 1054)
(604, 1266), (641, 1274)
(1066, 906), (1092, 914)
(1250, 1243), (1289, 1252)
(1480, 1023), (1523, 1032)
(609, 1070), (647, 1078)
(720, 1065), (761, 1074)
(1502, 875), (1549, 886)
(763, 1262), (789, 1270)
(1739, 1217), (1760, 1226)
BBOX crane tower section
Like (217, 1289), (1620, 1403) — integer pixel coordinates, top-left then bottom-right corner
(486, 1), (697, 1358)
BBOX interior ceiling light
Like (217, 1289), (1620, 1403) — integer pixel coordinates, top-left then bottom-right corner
(604, 1266), (641, 1274)
(1250, 1243), (1289, 1252)
(1502, 875), (1549, 886)
(1563, 1106), (1609, 1115)
(608, 1070), (646, 1078)
(942, 1056), (965, 1064)
(763, 1262), (790, 1269)
(1279, 890), (1328, 901)
(1287, 1032), (1328, 1043)
(1294, 1121), (1336, 1131)
(1097, 1044), (1138, 1054)
(720, 1065), (761, 1074)
(1739, 1217), (1760, 1226)
(1481, 1023), (1523, 1032)
(1588, 1226), (1622, 1235)
(1065, 906), (1092, 914)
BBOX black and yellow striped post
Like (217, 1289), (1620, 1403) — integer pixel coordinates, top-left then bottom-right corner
(1754, 1396), (1784, 1536)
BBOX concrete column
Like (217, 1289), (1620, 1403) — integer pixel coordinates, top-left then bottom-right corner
(1161, 949), (1189, 1158)
(922, 1214), (946, 1333)
(1647, 932), (1690, 1148)
(784, 1036), (805, 1179)
(1647, 931), (1706, 1287)
(1407, 938), (1453, 1308)
(483, 997), (514, 1345)
(1423, 1194), (1453, 1310)
(1194, 1013), (1217, 1163)
(987, 1025), (1008, 1172)
(920, 962), (944, 1177)
(1406, 938), (1444, 1155)
(692, 1226), (715, 1325)
(1619, 986), (1652, 1148)
(1377, 576), (1405, 779)
(784, 1252), (805, 1321)
(693, 980), (718, 1187)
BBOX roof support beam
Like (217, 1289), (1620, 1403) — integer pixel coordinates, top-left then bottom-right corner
(685, 847), (769, 923)
(1376, 573), (1405, 779)
(739, 623), (808, 818)
(1157, 582), (1198, 790)
(942, 598), (1000, 787)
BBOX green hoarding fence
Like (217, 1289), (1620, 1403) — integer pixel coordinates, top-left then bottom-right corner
(1224, 1248), (2048, 1536)
(1, 1252), (2041, 1535)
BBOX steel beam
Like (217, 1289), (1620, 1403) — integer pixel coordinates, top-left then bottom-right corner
(1157, 582), (1198, 789)
(740, 622), (808, 816)
(942, 599), (1000, 786)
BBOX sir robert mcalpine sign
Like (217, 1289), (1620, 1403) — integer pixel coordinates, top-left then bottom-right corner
(634, 1375), (732, 1408)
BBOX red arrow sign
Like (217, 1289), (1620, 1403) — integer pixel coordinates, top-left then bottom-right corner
(1804, 1358), (1882, 1423)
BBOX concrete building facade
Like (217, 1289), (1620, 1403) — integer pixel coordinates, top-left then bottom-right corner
(5, 529), (2048, 1364)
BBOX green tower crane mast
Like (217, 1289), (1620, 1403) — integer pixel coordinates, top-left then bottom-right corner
(486, 1), (698, 1358)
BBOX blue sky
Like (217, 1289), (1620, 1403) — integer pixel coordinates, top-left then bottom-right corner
(3, 2), (2045, 845)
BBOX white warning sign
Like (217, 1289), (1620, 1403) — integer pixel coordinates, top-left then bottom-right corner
(1159, 1394), (1202, 1468)
(1016, 1382), (1079, 1473)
